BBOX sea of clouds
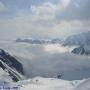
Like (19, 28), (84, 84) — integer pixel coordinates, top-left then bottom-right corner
(0, 41), (90, 80)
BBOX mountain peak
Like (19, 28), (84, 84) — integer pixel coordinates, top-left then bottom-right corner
(63, 31), (90, 46)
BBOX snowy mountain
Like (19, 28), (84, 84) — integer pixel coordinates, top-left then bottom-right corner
(15, 38), (63, 44)
(62, 31), (90, 55)
(63, 31), (90, 46)
(0, 49), (24, 82)
(72, 46), (90, 55)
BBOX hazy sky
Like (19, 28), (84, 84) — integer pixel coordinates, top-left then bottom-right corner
(0, 0), (90, 39)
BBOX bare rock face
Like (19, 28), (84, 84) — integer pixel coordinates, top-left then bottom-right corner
(72, 46), (90, 55)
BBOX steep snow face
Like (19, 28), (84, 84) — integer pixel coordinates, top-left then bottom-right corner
(63, 31), (90, 46)
(0, 67), (13, 82)
(0, 49), (25, 82)
(0, 49), (24, 75)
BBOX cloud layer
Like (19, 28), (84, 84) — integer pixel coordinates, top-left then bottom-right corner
(1, 42), (90, 80)
(0, 0), (90, 39)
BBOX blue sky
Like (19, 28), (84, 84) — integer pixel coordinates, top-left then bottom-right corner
(0, 0), (90, 39)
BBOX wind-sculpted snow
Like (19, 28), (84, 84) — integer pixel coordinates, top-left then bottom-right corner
(0, 41), (90, 80)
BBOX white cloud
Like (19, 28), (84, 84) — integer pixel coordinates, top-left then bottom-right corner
(0, 17), (89, 39)
(60, 0), (71, 8)
(0, 0), (89, 39)
(0, 2), (7, 12)
(30, 0), (72, 21)
(44, 44), (68, 54)
(74, 2), (80, 8)
(31, 2), (57, 21)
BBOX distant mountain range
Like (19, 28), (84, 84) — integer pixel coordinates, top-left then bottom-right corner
(15, 38), (63, 44)
(15, 31), (90, 46)
(15, 31), (90, 55)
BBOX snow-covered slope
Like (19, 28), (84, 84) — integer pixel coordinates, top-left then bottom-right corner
(17, 77), (90, 90)
(0, 49), (25, 82)
(18, 77), (75, 90)
(74, 78), (90, 90)
(0, 76), (88, 90)
(16, 77), (85, 90)
(0, 67), (13, 82)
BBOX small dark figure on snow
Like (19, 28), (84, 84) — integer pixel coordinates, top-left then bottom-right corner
(57, 74), (62, 79)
